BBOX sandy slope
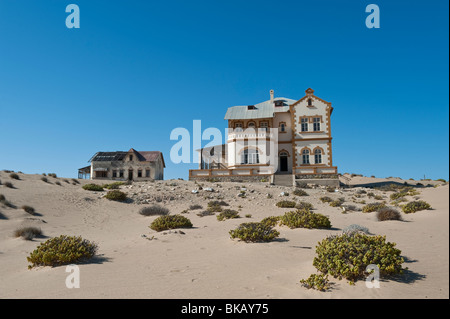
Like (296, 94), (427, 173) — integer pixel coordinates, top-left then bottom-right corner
(0, 172), (448, 299)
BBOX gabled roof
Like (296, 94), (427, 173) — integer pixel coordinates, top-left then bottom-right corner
(88, 152), (127, 162)
(90, 149), (165, 167)
(224, 97), (296, 120)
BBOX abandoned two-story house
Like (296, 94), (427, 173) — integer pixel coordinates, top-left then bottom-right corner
(78, 148), (165, 181)
(189, 88), (339, 187)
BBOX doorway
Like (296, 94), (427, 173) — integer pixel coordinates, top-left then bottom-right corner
(279, 152), (288, 172)
(128, 170), (133, 180)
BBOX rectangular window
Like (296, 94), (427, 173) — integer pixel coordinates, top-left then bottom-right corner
(129, 155), (133, 161)
(313, 117), (321, 131)
(301, 118), (308, 132)
(112, 170), (117, 178)
(302, 154), (310, 164)
(138, 170), (142, 178)
(315, 154), (322, 164)
(146, 169), (150, 178)
(259, 122), (268, 132)
(119, 170), (124, 178)
(241, 153), (259, 164)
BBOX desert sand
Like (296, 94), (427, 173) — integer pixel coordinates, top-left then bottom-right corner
(0, 171), (448, 299)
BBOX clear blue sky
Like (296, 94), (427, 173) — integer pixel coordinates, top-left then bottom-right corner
(0, 0), (448, 180)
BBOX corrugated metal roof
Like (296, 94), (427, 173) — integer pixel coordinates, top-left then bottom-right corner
(89, 150), (165, 167)
(224, 97), (296, 120)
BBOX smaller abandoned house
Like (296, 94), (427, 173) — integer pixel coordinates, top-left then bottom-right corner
(78, 148), (165, 181)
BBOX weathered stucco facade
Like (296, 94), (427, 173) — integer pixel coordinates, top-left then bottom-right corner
(84, 148), (165, 181)
(190, 88), (338, 187)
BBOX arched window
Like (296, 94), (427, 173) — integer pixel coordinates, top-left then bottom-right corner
(302, 149), (310, 164)
(241, 149), (259, 164)
(314, 149), (322, 164)
(247, 122), (256, 129)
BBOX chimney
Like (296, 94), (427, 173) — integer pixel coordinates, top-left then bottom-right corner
(270, 89), (274, 103)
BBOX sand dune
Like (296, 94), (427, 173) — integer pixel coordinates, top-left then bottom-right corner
(0, 171), (448, 298)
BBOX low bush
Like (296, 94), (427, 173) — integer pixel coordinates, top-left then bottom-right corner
(319, 196), (333, 203)
(189, 204), (203, 210)
(3, 182), (14, 188)
(299, 274), (330, 292)
(82, 184), (104, 191)
(139, 205), (169, 216)
(27, 235), (98, 268)
(71, 179), (80, 184)
(276, 200), (297, 208)
(245, 214), (252, 218)
(342, 224), (370, 235)
(436, 179), (447, 183)
(207, 200), (229, 207)
(377, 207), (402, 221)
(104, 190), (127, 202)
(103, 182), (125, 190)
(196, 210), (215, 217)
(402, 200), (431, 214)
(21, 205), (36, 215)
(362, 202), (386, 213)
(279, 210), (331, 229)
(217, 209), (240, 221)
(14, 227), (42, 240)
(229, 222), (280, 243)
(312, 233), (405, 284)
(41, 177), (48, 183)
(390, 192), (407, 201)
(55, 181), (61, 186)
(48, 173), (57, 178)
(293, 189), (309, 196)
(329, 198), (344, 207)
(9, 173), (20, 180)
(295, 201), (314, 210)
(326, 187), (336, 193)
(149, 215), (193, 232)
(260, 216), (281, 227)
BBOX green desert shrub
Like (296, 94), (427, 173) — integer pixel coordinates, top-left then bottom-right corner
(71, 178), (80, 184)
(319, 196), (333, 203)
(329, 198), (344, 207)
(276, 200), (297, 208)
(55, 181), (62, 186)
(196, 210), (215, 217)
(216, 209), (240, 221)
(326, 187), (336, 193)
(402, 200), (431, 214)
(82, 184), (104, 191)
(14, 226), (42, 240)
(104, 190), (127, 202)
(377, 207), (403, 221)
(260, 216), (281, 227)
(0, 194), (5, 202)
(436, 179), (447, 183)
(27, 235), (98, 268)
(245, 214), (252, 218)
(279, 210), (331, 229)
(229, 222), (280, 243)
(41, 177), (49, 183)
(139, 205), (169, 216)
(3, 182), (14, 188)
(293, 189), (309, 196)
(9, 173), (20, 180)
(207, 200), (229, 207)
(21, 205), (36, 215)
(0, 195), (15, 208)
(362, 202), (386, 213)
(313, 233), (405, 283)
(103, 182), (125, 189)
(390, 192), (407, 201)
(299, 273), (330, 292)
(48, 173), (57, 178)
(295, 201), (314, 210)
(189, 204), (203, 210)
(149, 215), (193, 232)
